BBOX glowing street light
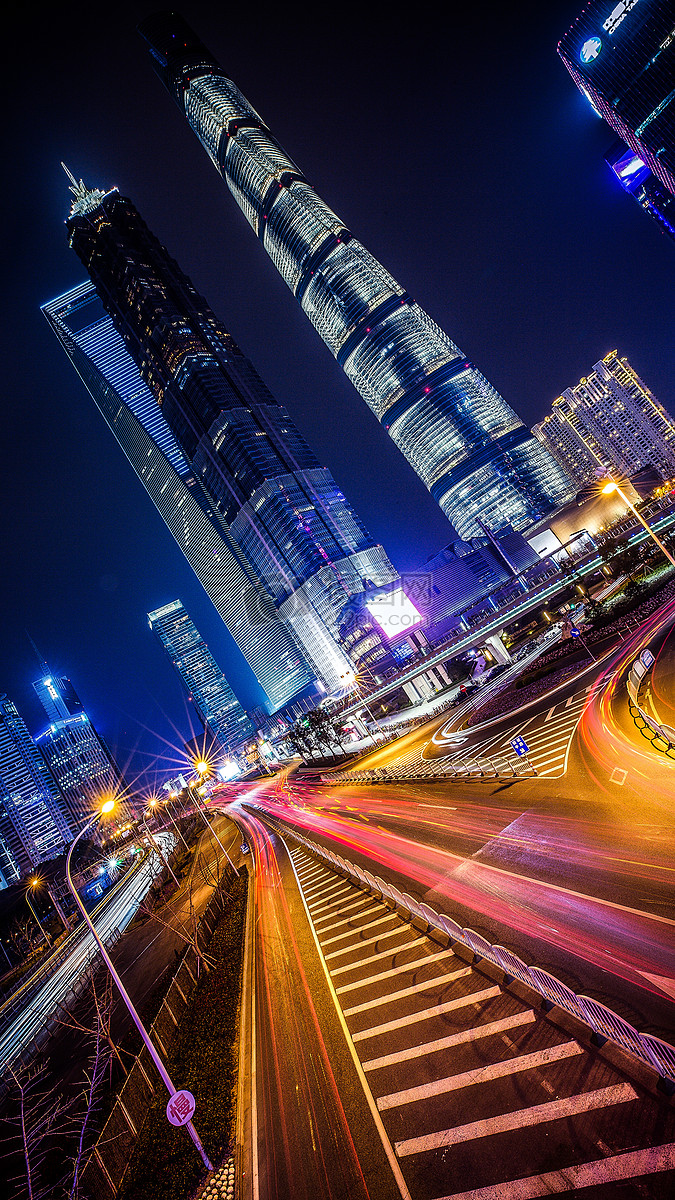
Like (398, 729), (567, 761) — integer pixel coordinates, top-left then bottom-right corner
(65, 800), (213, 1172)
(601, 479), (675, 569)
(25, 879), (50, 947)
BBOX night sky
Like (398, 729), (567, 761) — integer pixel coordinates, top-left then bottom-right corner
(3, 1), (673, 786)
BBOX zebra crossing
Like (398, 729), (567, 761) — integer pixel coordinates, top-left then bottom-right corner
(435, 680), (603, 779)
(290, 846), (675, 1200)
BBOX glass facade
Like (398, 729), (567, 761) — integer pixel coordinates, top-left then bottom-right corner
(533, 351), (675, 486)
(63, 190), (396, 691)
(0, 695), (72, 876)
(559, 1), (675, 200)
(42, 283), (315, 713)
(32, 670), (128, 835)
(148, 600), (255, 752)
(139, 13), (574, 539)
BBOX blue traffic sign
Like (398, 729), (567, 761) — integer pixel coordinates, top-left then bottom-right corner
(510, 735), (530, 757)
(640, 648), (655, 669)
(569, 626), (580, 638)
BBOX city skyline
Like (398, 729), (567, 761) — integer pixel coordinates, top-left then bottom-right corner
(2, 1), (674, 778)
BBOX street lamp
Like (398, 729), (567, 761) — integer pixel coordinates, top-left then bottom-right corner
(152, 795), (190, 852)
(188, 767), (239, 877)
(25, 879), (50, 947)
(601, 479), (675, 569)
(65, 800), (213, 1172)
(29, 874), (71, 934)
(141, 812), (180, 887)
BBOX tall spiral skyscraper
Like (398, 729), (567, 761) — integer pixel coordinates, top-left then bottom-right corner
(139, 13), (574, 539)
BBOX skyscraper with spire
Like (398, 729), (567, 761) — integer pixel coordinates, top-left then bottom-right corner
(31, 663), (129, 836)
(138, 12), (574, 540)
(62, 175), (397, 691)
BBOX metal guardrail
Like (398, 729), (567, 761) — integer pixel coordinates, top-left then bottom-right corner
(280, 825), (675, 1092)
(322, 753), (534, 786)
(626, 647), (675, 759)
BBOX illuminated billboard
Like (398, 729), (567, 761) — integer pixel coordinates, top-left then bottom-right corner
(365, 589), (424, 640)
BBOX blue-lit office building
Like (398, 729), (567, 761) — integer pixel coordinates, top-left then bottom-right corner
(32, 671), (128, 836)
(64, 181), (396, 690)
(0, 695), (72, 879)
(139, 13), (574, 540)
(43, 282), (316, 712)
(148, 600), (255, 753)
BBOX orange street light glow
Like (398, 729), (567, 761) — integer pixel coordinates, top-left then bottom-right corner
(101, 799), (115, 814)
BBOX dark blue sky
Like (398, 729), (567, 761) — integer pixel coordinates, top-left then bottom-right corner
(2, 1), (673, 785)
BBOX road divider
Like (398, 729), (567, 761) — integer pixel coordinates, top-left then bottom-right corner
(257, 812), (675, 1095)
(626, 648), (675, 760)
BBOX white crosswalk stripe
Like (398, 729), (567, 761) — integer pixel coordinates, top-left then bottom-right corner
(443, 685), (596, 778)
(288, 846), (675, 1199)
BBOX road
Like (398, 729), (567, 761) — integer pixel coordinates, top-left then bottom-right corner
(219, 800), (675, 1198)
(0, 838), (168, 1073)
(213, 599), (675, 1196)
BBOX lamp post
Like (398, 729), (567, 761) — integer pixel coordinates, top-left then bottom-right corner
(25, 882), (50, 947)
(30, 874), (71, 933)
(191, 764), (238, 877)
(151, 796), (190, 852)
(65, 801), (213, 1172)
(141, 815), (180, 887)
(601, 479), (675, 569)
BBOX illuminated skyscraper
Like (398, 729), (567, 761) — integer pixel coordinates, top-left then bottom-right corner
(43, 282), (316, 711)
(148, 600), (255, 752)
(0, 695), (72, 876)
(559, 1), (675, 200)
(64, 182), (396, 689)
(533, 351), (675, 486)
(32, 669), (128, 835)
(138, 12), (573, 539)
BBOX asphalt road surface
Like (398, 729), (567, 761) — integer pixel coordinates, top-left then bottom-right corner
(215, 598), (675, 1197)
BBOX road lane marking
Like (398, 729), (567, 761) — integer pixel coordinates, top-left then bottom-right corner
(322, 912), (399, 948)
(543, 707), (556, 722)
(326, 921), (410, 959)
(336, 949), (456, 995)
(395, 1083), (637, 1155)
(377, 1041), (583, 1110)
(347, 972), (481, 1024)
(310, 885), (365, 916)
(432, 1142), (675, 1199)
(304, 877), (351, 901)
(362, 1012), (536, 1070)
(314, 897), (380, 930)
(287, 848), (413, 1200)
(330, 935), (427, 976)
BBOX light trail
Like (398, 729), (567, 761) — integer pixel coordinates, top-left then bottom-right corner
(230, 802), (372, 1200)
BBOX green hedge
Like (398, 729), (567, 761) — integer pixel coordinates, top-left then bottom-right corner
(117, 872), (248, 1200)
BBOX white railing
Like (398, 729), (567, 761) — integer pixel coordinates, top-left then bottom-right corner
(277, 823), (675, 1090)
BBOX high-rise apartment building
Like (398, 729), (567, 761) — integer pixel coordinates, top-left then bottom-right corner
(43, 282), (316, 712)
(533, 351), (675, 487)
(148, 600), (255, 752)
(64, 182), (396, 690)
(32, 669), (128, 836)
(138, 13), (574, 540)
(559, 1), (675, 200)
(0, 695), (72, 877)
